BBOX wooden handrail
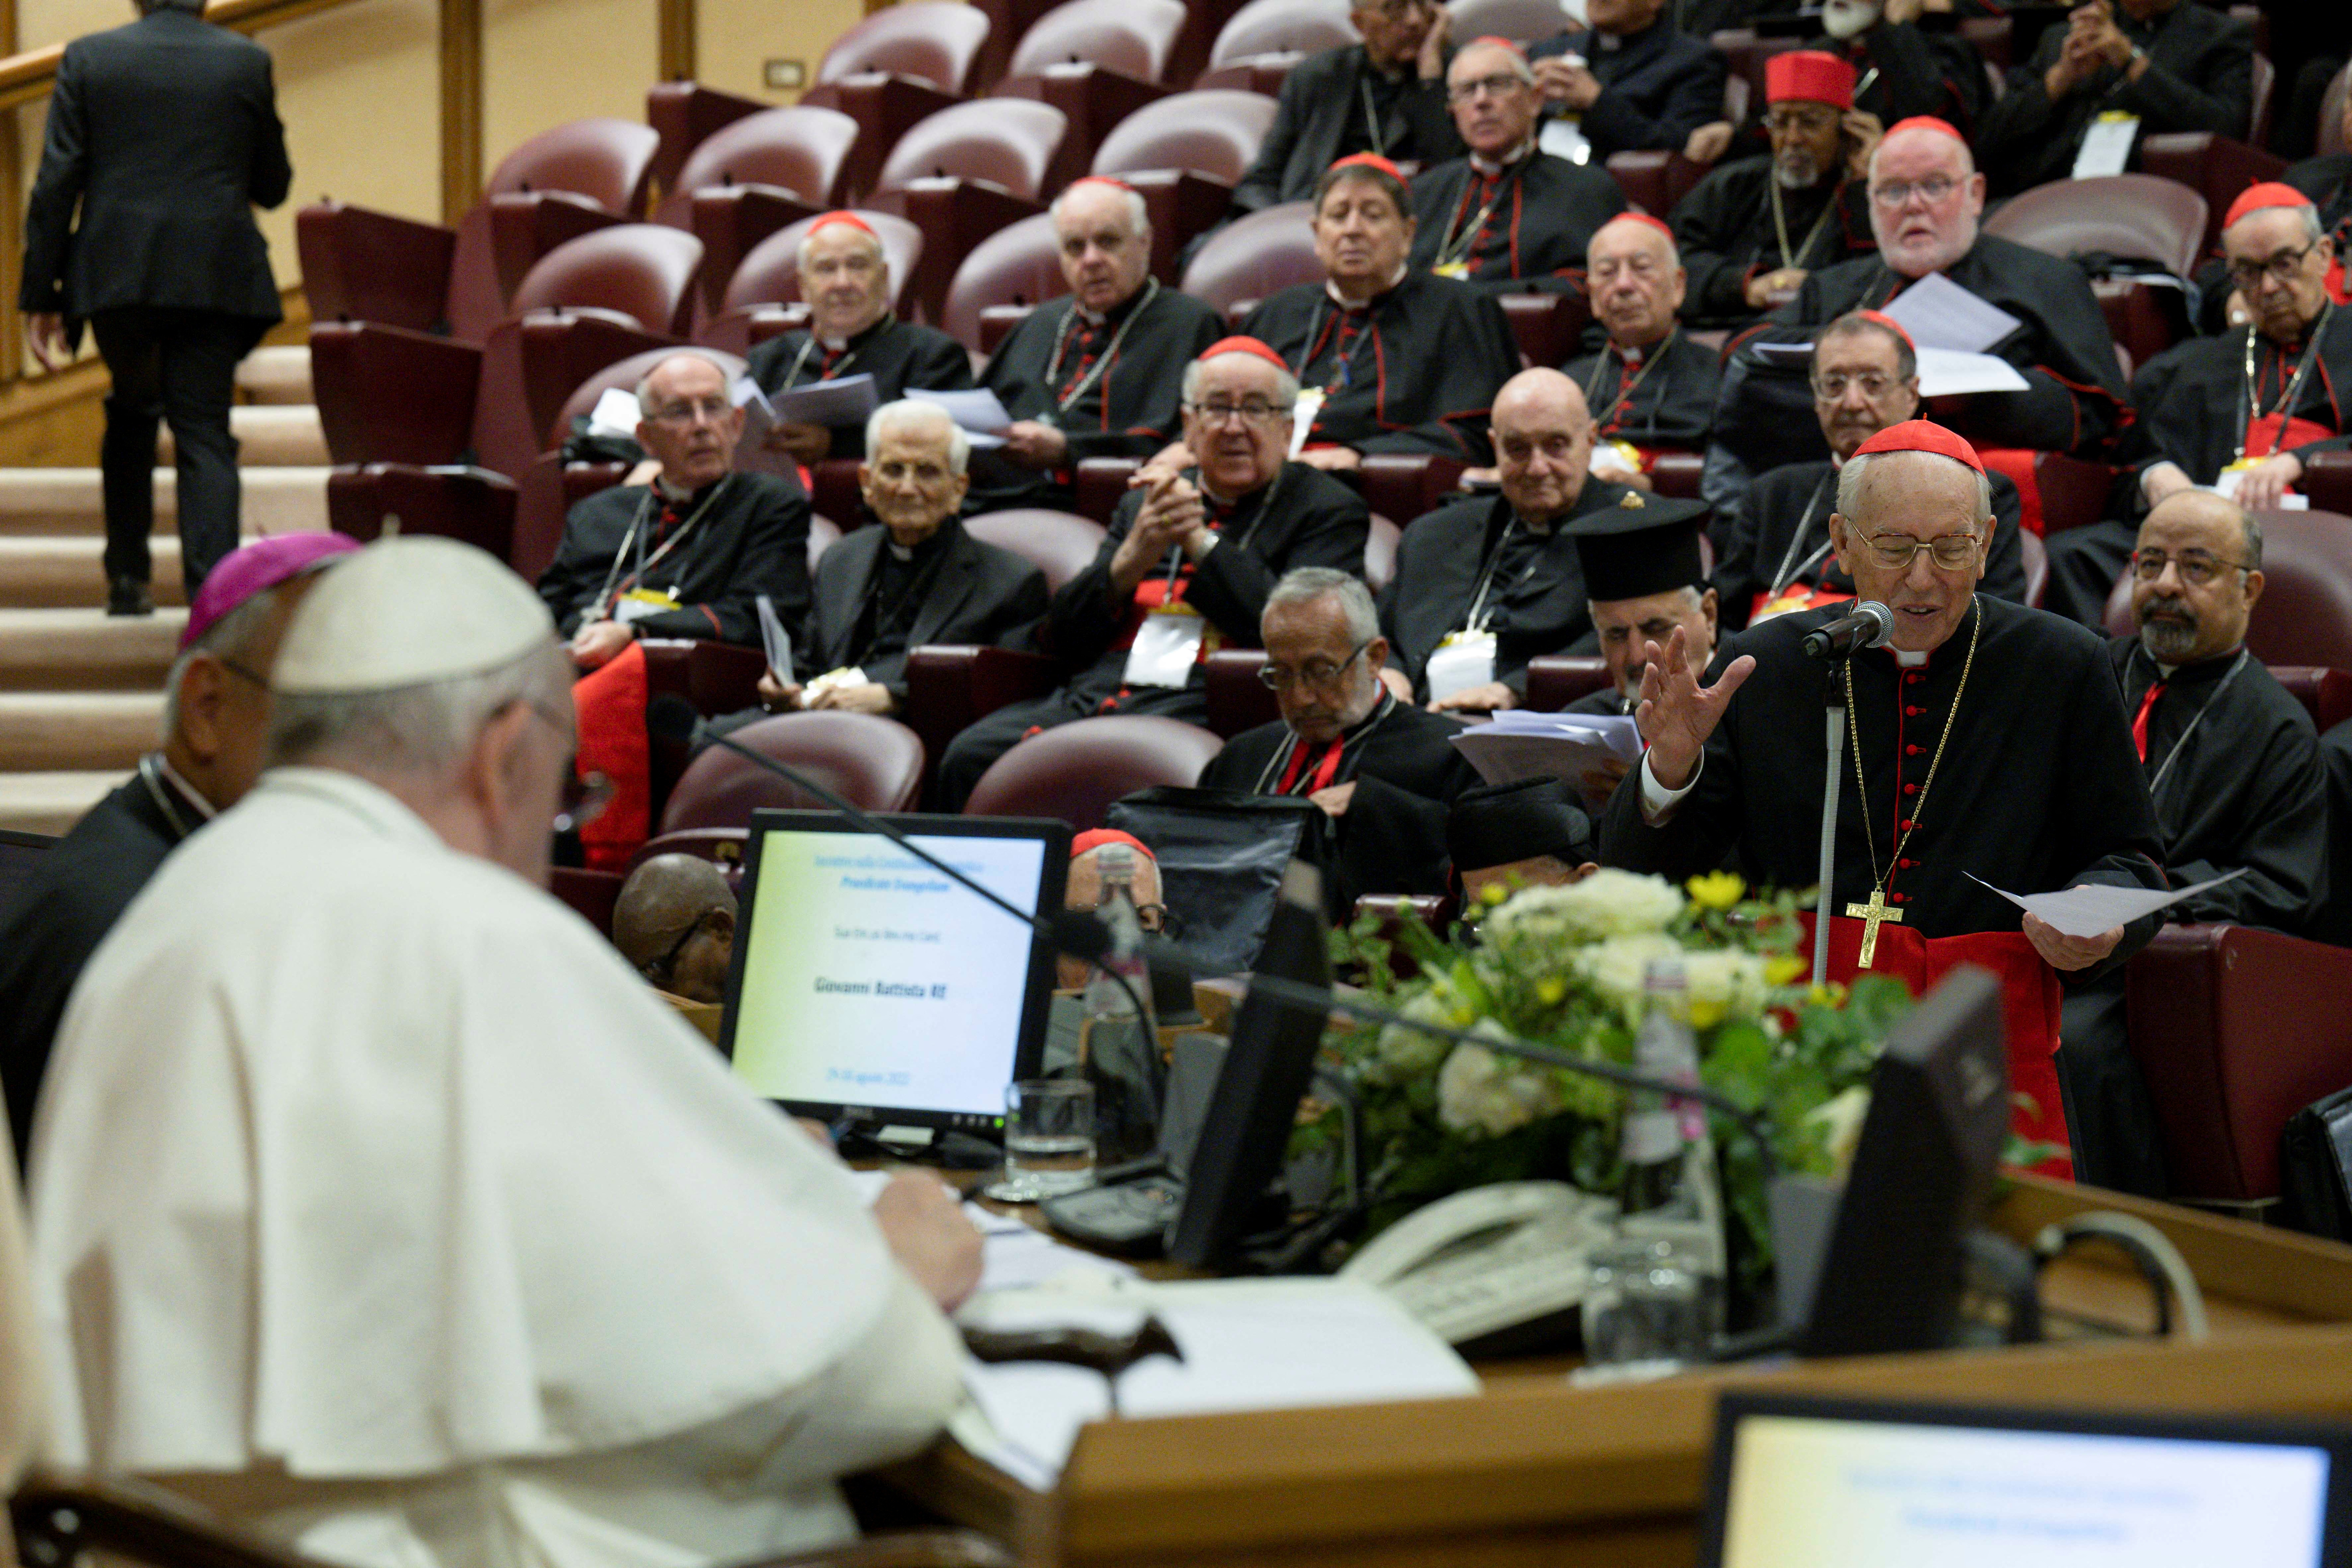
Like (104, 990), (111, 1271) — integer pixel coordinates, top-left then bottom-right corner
(0, 0), (372, 112)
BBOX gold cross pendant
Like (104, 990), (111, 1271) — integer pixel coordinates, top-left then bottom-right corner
(1844, 887), (1905, 969)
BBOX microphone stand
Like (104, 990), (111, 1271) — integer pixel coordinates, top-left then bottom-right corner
(1814, 659), (1845, 986)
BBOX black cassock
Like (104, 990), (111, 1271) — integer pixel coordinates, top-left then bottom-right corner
(1526, 22), (1726, 161)
(1670, 161), (1875, 327)
(2287, 152), (2352, 244)
(1232, 45), (1464, 213)
(1562, 330), (1721, 453)
(1706, 24), (1992, 166)
(969, 282), (1222, 509)
(2315, 717), (2352, 946)
(1407, 150), (1627, 294)
(1760, 237), (2129, 458)
(1712, 459), (2028, 632)
(745, 314), (972, 462)
(1600, 595), (2166, 979)
(934, 463), (1368, 806)
(535, 472), (811, 647)
(1198, 691), (1481, 910)
(1241, 272), (1520, 464)
(1379, 484), (1657, 698)
(0, 763), (200, 1160)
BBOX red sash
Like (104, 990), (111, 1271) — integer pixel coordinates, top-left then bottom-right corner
(2242, 412), (2335, 462)
(1798, 912), (2072, 1179)
(571, 640), (650, 872)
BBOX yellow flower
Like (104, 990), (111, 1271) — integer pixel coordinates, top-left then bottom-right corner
(1765, 955), (1808, 987)
(1686, 870), (1745, 911)
(1688, 998), (1726, 1029)
(1536, 975), (1567, 1006)
(1479, 881), (1509, 907)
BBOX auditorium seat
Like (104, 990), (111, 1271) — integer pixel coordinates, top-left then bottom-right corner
(661, 711), (928, 832)
(1075, 456), (1142, 522)
(1366, 513), (1399, 592)
(867, 99), (1075, 324)
(991, 0), (1185, 166)
(2268, 666), (2352, 734)
(1163, 0), (1254, 87)
(969, 0), (1065, 93)
(2126, 923), (2352, 1208)
(626, 828), (751, 889)
(965, 509), (1107, 591)
(300, 118), (662, 345)
(551, 866), (627, 932)
(1649, 451), (1704, 500)
(1093, 89), (1280, 281)
(1980, 174), (2204, 367)
(1204, 648), (1280, 736)
(800, 2), (995, 200)
(1198, 0), (1355, 88)
(652, 106), (862, 320)
(1448, 0), (1577, 46)
(2101, 510), (2352, 670)
(1707, 29), (1806, 110)
(327, 463), (518, 561)
(1605, 149), (1707, 217)
(2033, 451), (2117, 538)
(1957, 13), (2011, 70)
(1521, 654), (1613, 711)
(1498, 291), (1593, 370)
(645, 81), (769, 196)
(2137, 132), (2288, 257)
(700, 210), (923, 355)
(1359, 454), (1466, 531)
(962, 714), (1227, 831)
(902, 644), (1066, 794)
(1180, 200), (1319, 323)
(808, 462), (866, 534)
(940, 212), (1065, 356)
(2304, 452), (2352, 518)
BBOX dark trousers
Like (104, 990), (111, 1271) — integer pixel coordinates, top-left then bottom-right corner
(2056, 974), (2172, 1198)
(2040, 518), (2136, 630)
(90, 308), (252, 595)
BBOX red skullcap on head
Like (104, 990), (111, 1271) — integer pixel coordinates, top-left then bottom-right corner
(1766, 50), (1855, 109)
(1854, 308), (1915, 350)
(807, 210), (875, 237)
(1067, 174), (1138, 195)
(1853, 418), (1985, 473)
(1328, 151), (1406, 183)
(1883, 115), (1965, 145)
(2224, 181), (2318, 231)
(1466, 34), (1524, 52)
(1196, 335), (1291, 372)
(1071, 828), (1156, 861)
(1601, 211), (1675, 241)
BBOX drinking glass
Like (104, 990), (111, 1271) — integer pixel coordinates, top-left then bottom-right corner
(1581, 1236), (1722, 1367)
(983, 1079), (1096, 1203)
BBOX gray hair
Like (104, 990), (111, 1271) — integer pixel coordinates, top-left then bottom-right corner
(161, 586), (288, 738)
(1836, 447), (1992, 528)
(1266, 566), (1377, 645)
(864, 399), (970, 475)
(1049, 180), (1150, 239)
(267, 642), (573, 780)
(633, 351), (734, 418)
(1180, 353), (1301, 408)
(2242, 510), (2264, 570)
(1817, 311), (1918, 383)
(2227, 202), (2324, 246)
(795, 219), (887, 277)
(1449, 39), (1536, 88)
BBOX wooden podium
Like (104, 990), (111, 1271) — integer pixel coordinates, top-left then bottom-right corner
(884, 1176), (2352, 1566)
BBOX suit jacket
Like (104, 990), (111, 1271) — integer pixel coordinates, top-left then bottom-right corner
(1528, 21), (1727, 161)
(21, 7), (290, 329)
(805, 520), (1048, 700)
(1234, 45), (1463, 213)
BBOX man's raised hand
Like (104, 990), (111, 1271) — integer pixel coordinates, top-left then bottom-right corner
(1634, 627), (1753, 791)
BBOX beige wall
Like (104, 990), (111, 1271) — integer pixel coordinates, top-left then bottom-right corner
(695, 0), (864, 106)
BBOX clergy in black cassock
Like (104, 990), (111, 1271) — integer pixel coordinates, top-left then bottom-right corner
(968, 180), (1222, 512)
(1242, 154), (1519, 467)
(1809, 10), (1988, 134)
(1562, 214), (1720, 465)
(1526, 2), (1726, 162)
(742, 212), (971, 465)
(935, 339), (1369, 808)
(1198, 568), (1480, 913)
(1229, 5), (1461, 214)
(1406, 38), (1626, 295)
(536, 471), (811, 650)
(1603, 423), (2165, 1164)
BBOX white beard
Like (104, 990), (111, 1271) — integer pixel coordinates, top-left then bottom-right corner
(1821, 0), (1879, 40)
(1776, 148), (1823, 188)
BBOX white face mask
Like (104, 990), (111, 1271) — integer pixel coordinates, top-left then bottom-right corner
(1821, 0), (1880, 40)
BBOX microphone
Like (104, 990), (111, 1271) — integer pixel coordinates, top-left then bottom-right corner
(1800, 601), (1894, 661)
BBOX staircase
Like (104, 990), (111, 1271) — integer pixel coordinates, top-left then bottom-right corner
(0, 345), (329, 833)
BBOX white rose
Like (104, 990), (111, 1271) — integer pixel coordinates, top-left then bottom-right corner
(1374, 989), (1457, 1078)
(1575, 932), (1686, 1011)
(1436, 1030), (1568, 1138)
(1485, 868), (1685, 943)
(1806, 1085), (1871, 1175)
(1679, 949), (1772, 1018)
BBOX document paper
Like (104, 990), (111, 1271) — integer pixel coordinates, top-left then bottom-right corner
(1452, 710), (1643, 798)
(1878, 271), (2024, 354)
(1966, 868), (2248, 938)
(907, 387), (1014, 448)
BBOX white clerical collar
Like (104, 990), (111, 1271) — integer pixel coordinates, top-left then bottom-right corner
(1595, 29), (1625, 51)
(655, 476), (694, 503)
(153, 752), (219, 819)
(1327, 264), (1409, 309)
(887, 540), (915, 562)
(1893, 648), (1929, 667)
(1469, 139), (1536, 177)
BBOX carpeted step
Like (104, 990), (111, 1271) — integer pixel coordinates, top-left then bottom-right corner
(0, 538), (190, 608)
(0, 467), (331, 539)
(0, 607), (182, 691)
(0, 770), (128, 834)
(160, 404), (328, 467)
(0, 691), (161, 771)
(237, 345), (312, 406)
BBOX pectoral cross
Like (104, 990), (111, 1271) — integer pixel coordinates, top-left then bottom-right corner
(1845, 886), (1904, 969)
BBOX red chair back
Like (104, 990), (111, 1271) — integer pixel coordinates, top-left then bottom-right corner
(2268, 666), (2352, 733)
(1522, 655), (1614, 711)
(547, 345), (750, 443)
(965, 508), (1107, 592)
(661, 711), (928, 832)
(818, 1), (995, 94)
(963, 714), (1227, 830)
(942, 212), (1068, 352)
(1092, 88), (1276, 184)
(1180, 200), (1318, 319)
(1980, 172), (2207, 280)
(1012, 0), (1188, 80)
(511, 225), (707, 338)
(873, 99), (1070, 201)
(625, 828), (752, 889)
(1447, 0), (1577, 44)
(721, 211), (925, 313)
(1209, 0), (1357, 67)
(663, 106), (861, 214)
(487, 117), (663, 215)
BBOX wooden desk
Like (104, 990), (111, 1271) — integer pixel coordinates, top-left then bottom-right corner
(890, 1175), (2352, 1567)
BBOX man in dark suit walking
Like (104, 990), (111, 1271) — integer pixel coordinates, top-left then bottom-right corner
(21, 0), (292, 617)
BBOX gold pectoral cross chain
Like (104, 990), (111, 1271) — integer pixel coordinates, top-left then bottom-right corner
(1846, 885), (1905, 968)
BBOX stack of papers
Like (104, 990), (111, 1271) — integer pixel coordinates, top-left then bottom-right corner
(737, 370), (879, 431)
(1452, 709), (1642, 802)
(1879, 273), (2031, 398)
(907, 386), (1016, 449)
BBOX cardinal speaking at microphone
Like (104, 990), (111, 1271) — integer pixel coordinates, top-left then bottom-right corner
(1598, 420), (2167, 1167)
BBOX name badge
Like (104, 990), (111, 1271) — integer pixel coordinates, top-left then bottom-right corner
(1122, 604), (1206, 688)
(1590, 439), (1645, 479)
(1424, 630), (1498, 703)
(1288, 388), (1326, 458)
(1432, 260), (1472, 281)
(2071, 111), (2139, 180)
(613, 587), (682, 625)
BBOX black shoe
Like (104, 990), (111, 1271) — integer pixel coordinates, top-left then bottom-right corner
(105, 576), (153, 617)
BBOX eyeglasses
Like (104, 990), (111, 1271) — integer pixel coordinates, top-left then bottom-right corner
(1187, 398), (1291, 425)
(1257, 639), (1372, 690)
(644, 397), (731, 425)
(642, 908), (713, 985)
(2225, 241), (2320, 291)
(1446, 72), (1526, 102)
(1810, 372), (1899, 401)
(2132, 549), (2251, 587)
(1859, 532), (1982, 570)
(1870, 175), (1959, 208)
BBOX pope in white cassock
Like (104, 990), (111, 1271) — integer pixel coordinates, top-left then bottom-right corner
(23, 537), (978, 1568)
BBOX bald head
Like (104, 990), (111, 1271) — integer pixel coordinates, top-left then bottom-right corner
(2134, 489), (2263, 667)
(614, 854), (739, 1003)
(1587, 217), (1683, 349)
(1491, 368), (1595, 526)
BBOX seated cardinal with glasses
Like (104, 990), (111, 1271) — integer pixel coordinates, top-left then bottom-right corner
(1197, 567), (1481, 913)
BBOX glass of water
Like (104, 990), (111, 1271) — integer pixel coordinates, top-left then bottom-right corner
(1581, 1236), (1722, 1368)
(983, 1078), (1096, 1204)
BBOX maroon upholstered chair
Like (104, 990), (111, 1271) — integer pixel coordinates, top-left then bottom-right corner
(1497, 291), (1593, 369)
(2033, 451), (2116, 537)
(327, 464), (518, 561)
(1447, 0), (1576, 44)
(801, 3), (996, 200)
(1521, 654), (1614, 711)
(1179, 200), (1318, 321)
(1359, 455), (1466, 530)
(700, 210), (923, 353)
(300, 119), (661, 346)
(941, 212), (1067, 355)
(902, 645), (1067, 794)
(1196, 55), (1309, 95)
(1707, 28), (1807, 109)
(640, 637), (776, 816)
(868, 99), (1075, 324)
(962, 714), (1227, 831)
(2303, 451), (2352, 517)
(2268, 666), (2352, 734)
(2126, 924), (2352, 1206)
(1605, 150), (1707, 216)
(2137, 132), (2288, 256)
(625, 828), (753, 890)
(551, 867), (627, 933)
(660, 711), (928, 833)
(1074, 457), (1142, 523)
(990, 0), (1187, 165)
(1203, 648), (1280, 737)
(2101, 511), (2352, 670)
(653, 106), (862, 319)
(1206, 0), (1357, 73)
(1648, 451), (1704, 500)
(1982, 173), (2206, 363)
(1093, 88), (1279, 280)
(964, 509), (1107, 592)
(645, 80), (769, 195)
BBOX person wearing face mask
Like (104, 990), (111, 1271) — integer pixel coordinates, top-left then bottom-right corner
(1975, 0), (2253, 198)
(1230, 0), (1461, 215)
(1525, 0), (1725, 164)
(1671, 53), (1880, 328)
(933, 338), (1368, 809)
(2042, 184), (2352, 629)
(1712, 311), (2025, 630)
(1561, 214), (1721, 482)
(743, 212), (971, 466)
(1241, 155), (1520, 470)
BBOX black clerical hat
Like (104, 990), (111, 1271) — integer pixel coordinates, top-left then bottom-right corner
(1447, 778), (1595, 872)
(1566, 494), (1711, 604)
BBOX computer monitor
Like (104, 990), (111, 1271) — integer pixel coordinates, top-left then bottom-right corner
(717, 809), (1070, 1135)
(1699, 1390), (2352, 1568)
(1166, 859), (1332, 1269)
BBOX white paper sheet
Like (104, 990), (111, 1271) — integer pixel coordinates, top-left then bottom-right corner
(1879, 271), (2024, 354)
(2071, 112), (2140, 180)
(587, 386), (644, 439)
(754, 594), (794, 683)
(1451, 711), (1643, 797)
(1912, 345), (2032, 397)
(762, 371), (881, 429)
(1966, 869), (2249, 938)
(1538, 114), (1591, 165)
(907, 386), (1014, 448)
(2209, 472), (2313, 510)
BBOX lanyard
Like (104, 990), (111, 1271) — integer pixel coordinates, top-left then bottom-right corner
(1582, 329), (1677, 432)
(1255, 691), (1399, 794)
(2139, 647), (2250, 800)
(1358, 76), (1392, 156)
(137, 753), (198, 841)
(780, 314), (891, 387)
(586, 477), (732, 622)
(1768, 176), (1842, 271)
(1042, 279), (1160, 417)
(1461, 514), (1537, 633)
(1294, 297), (1379, 393)
(2234, 302), (2333, 462)
(1436, 164), (1518, 270)
(1765, 472), (1838, 599)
